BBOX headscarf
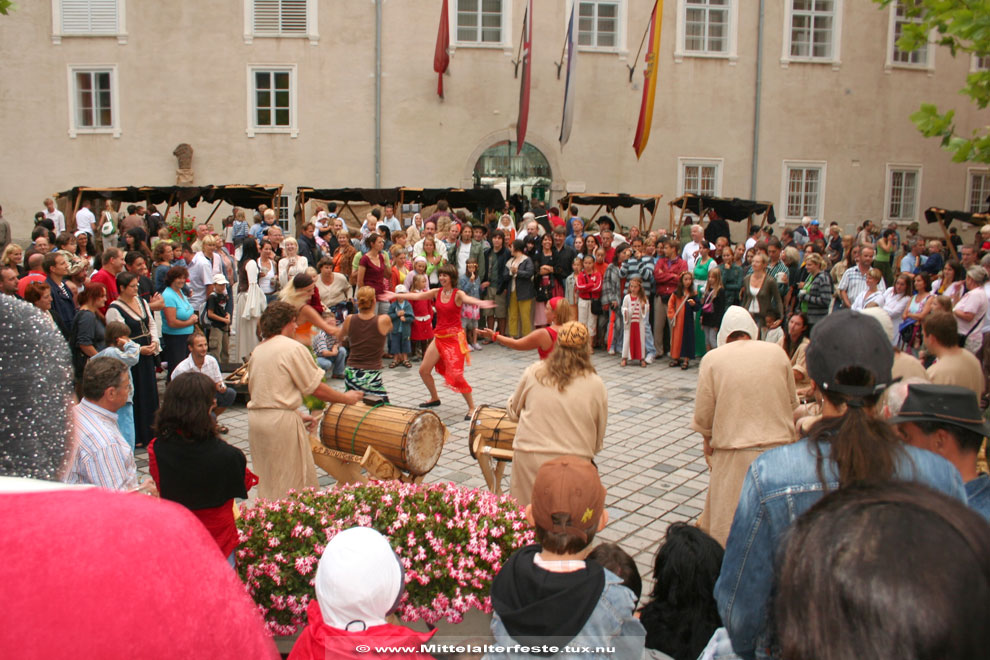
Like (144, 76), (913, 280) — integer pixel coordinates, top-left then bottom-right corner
(314, 527), (404, 631)
(716, 305), (759, 347)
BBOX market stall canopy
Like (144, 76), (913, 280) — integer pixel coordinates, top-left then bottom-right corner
(296, 187), (505, 209)
(562, 193), (662, 214)
(668, 194), (776, 225)
(924, 206), (990, 227)
(54, 185), (282, 208)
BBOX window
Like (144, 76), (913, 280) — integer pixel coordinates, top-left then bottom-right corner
(51, 0), (127, 44)
(887, 3), (933, 71)
(676, 0), (738, 62)
(781, 161), (826, 220)
(67, 65), (119, 138)
(246, 65), (298, 138)
(968, 170), (990, 213)
(244, 0), (318, 44)
(456, 0), (504, 45)
(781, 0), (843, 67)
(578, 1), (620, 49)
(276, 194), (291, 232)
(972, 55), (990, 72)
(678, 158), (723, 197)
(885, 166), (921, 222)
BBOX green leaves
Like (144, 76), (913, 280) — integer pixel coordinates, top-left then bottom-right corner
(873, 0), (990, 164)
(0, 1), (13, 15)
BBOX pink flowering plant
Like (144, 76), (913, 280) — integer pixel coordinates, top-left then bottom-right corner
(236, 481), (535, 636)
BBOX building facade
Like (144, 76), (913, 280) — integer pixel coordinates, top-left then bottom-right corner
(1, 0), (988, 239)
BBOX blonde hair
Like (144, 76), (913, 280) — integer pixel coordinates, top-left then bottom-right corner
(706, 265), (723, 297)
(201, 235), (218, 248)
(356, 286), (376, 311)
(535, 322), (595, 392)
(282, 236), (298, 251)
(278, 276), (311, 308)
(412, 274), (427, 291)
(2, 243), (23, 267)
(550, 298), (573, 324)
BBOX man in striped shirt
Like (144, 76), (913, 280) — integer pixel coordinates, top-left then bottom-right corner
(64, 357), (156, 494)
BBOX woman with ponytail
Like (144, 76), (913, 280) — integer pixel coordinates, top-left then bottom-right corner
(714, 309), (968, 660)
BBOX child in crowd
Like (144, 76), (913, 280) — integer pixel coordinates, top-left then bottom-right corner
(409, 274), (433, 362)
(488, 456), (646, 659)
(221, 215), (235, 254)
(387, 284), (413, 368)
(668, 271), (698, 370)
(573, 235), (585, 259)
(404, 255), (428, 291)
(700, 268), (727, 352)
(459, 258), (482, 351)
(94, 321), (141, 451)
(288, 526), (435, 659)
(763, 308), (784, 344)
(392, 230), (410, 259)
(587, 543), (642, 606)
(205, 273), (231, 365)
(153, 226), (170, 248)
(314, 311), (348, 380)
(390, 244), (409, 290)
(576, 254), (602, 350)
(622, 276), (650, 367)
(564, 256), (582, 306)
(639, 523), (724, 660)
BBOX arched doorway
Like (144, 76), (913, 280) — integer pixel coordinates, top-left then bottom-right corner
(472, 141), (552, 202)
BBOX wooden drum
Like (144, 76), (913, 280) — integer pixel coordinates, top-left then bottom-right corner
(468, 405), (516, 462)
(320, 402), (446, 476)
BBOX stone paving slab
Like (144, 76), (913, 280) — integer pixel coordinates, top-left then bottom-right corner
(136, 343), (706, 590)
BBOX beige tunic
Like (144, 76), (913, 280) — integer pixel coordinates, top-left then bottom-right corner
(927, 349), (985, 397)
(692, 340), (798, 546)
(506, 362), (608, 507)
(247, 334), (325, 500)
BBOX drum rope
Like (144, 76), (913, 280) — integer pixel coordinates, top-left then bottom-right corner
(351, 402), (387, 454)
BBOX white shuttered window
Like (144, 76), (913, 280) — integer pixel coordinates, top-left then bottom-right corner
(253, 0), (307, 35)
(60, 0), (118, 35)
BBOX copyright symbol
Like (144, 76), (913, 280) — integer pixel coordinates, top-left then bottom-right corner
(355, 645), (370, 653)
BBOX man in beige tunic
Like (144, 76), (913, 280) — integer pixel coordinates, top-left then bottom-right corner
(248, 302), (361, 500)
(506, 322), (608, 506)
(692, 306), (798, 546)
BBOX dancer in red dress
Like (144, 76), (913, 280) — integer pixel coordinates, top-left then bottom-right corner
(382, 264), (495, 419)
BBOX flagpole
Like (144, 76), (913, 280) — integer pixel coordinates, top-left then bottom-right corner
(626, 17), (653, 83)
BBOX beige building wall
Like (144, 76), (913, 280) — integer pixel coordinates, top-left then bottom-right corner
(1, 1), (987, 242)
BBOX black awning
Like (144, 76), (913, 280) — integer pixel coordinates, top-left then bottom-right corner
(55, 185), (282, 208)
(924, 207), (990, 227)
(668, 194), (776, 224)
(564, 193), (660, 214)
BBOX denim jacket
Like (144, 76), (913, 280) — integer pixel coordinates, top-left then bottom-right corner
(487, 569), (646, 660)
(714, 439), (966, 660)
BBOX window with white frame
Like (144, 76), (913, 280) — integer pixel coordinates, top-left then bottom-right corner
(888, 4), (932, 69)
(684, 0), (728, 54)
(67, 65), (119, 137)
(782, 162), (826, 220)
(781, 0), (843, 66)
(679, 158), (723, 197)
(973, 55), (990, 71)
(276, 194), (291, 232)
(456, 0), (504, 45)
(577, 1), (621, 49)
(51, 0), (127, 44)
(247, 66), (298, 137)
(885, 166), (920, 222)
(244, 0), (318, 44)
(968, 170), (990, 213)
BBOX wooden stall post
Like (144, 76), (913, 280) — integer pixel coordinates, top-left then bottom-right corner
(204, 200), (223, 224)
(938, 215), (958, 260)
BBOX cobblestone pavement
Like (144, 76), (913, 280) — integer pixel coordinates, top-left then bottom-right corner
(137, 344), (706, 588)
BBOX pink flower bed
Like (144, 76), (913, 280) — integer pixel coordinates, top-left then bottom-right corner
(236, 481), (535, 636)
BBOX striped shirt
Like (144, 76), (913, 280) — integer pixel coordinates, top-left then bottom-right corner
(64, 399), (137, 491)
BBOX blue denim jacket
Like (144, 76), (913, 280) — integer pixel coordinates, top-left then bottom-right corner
(714, 439), (967, 660)
(486, 569), (646, 660)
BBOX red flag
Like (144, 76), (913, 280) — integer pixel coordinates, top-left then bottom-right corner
(434, 0), (450, 98)
(515, 0), (533, 154)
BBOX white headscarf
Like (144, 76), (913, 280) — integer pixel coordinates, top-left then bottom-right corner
(716, 305), (760, 347)
(859, 306), (896, 345)
(314, 527), (404, 631)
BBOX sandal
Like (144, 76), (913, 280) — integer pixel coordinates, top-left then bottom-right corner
(668, 360), (679, 367)
(681, 360), (689, 370)
(389, 360), (401, 368)
(620, 359), (627, 367)
(402, 360), (412, 368)
(640, 360), (647, 368)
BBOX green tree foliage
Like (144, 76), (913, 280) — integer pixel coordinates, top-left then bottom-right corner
(0, 1), (14, 15)
(873, 0), (990, 163)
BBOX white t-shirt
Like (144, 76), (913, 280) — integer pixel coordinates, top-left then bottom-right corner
(187, 252), (217, 311)
(171, 354), (224, 387)
(75, 208), (96, 235)
(46, 209), (66, 234)
(682, 240), (714, 271)
(457, 241), (472, 274)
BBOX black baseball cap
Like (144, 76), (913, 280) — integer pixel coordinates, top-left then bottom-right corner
(888, 384), (990, 436)
(806, 310), (894, 397)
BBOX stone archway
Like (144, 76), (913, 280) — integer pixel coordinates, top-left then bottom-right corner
(460, 129), (565, 204)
